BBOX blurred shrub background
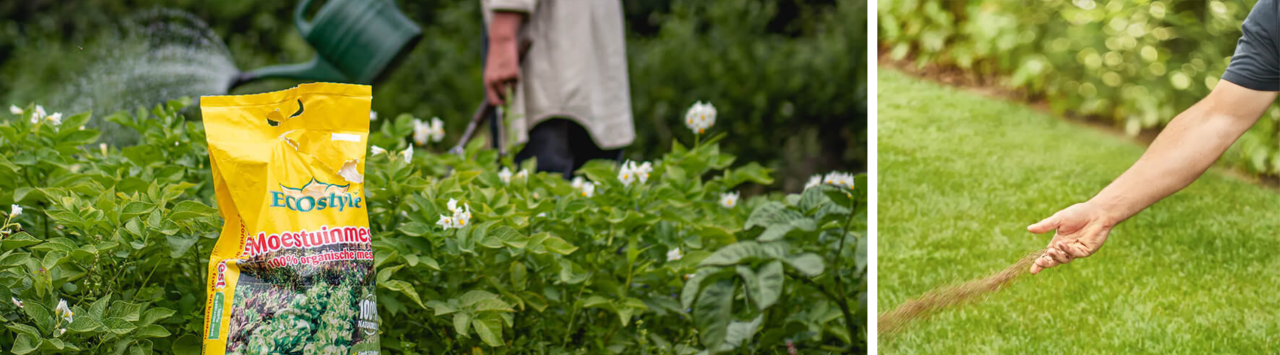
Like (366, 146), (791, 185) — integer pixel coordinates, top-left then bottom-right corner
(0, 0), (866, 192)
(879, 0), (1280, 176)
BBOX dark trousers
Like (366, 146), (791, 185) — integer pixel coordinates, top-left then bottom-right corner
(515, 118), (622, 179)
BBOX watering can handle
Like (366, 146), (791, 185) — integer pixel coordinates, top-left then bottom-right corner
(293, 0), (318, 37)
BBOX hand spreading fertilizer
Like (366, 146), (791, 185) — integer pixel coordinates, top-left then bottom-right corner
(199, 83), (380, 355)
(878, 249), (1045, 340)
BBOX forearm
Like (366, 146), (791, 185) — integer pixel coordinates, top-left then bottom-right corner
(1089, 93), (1263, 223)
(489, 12), (523, 44)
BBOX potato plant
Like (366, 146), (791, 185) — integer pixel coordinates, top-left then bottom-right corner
(0, 101), (866, 354)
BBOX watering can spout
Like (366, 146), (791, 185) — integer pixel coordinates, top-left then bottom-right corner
(228, 0), (421, 90)
(230, 57), (348, 89)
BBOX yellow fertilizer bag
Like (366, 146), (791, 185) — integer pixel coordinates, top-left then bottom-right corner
(199, 83), (380, 355)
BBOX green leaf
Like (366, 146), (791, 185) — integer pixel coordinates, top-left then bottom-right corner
(700, 241), (770, 266)
(421, 256), (441, 271)
(576, 160), (618, 184)
(541, 235), (578, 255)
(135, 324), (171, 338)
(755, 261), (784, 310)
(11, 334), (39, 355)
(453, 312), (473, 337)
(22, 301), (54, 334)
(756, 218), (816, 242)
(171, 334), (201, 355)
(557, 259), (589, 284)
(614, 298), (649, 326)
(510, 262), (528, 291)
(89, 294), (111, 321)
(426, 300), (457, 316)
(784, 253), (825, 277)
(459, 290), (500, 307)
(471, 317), (505, 347)
(381, 280), (425, 309)
(473, 298), (515, 313)
(377, 264), (404, 283)
(581, 295), (611, 309)
(165, 233), (198, 258)
(120, 202), (155, 217)
(67, 315), (104, 333)
(693, 280), (734, 353)
(167, 200), (217, 221)
(6, 324), (40, 338)
(108, 301), (142, 321)
(744, 202), (803, 230)
(1, 232), (41, 249)
(723, 316), (763, 347)
(138, 307), (175, 326)
(725, 162), (773, 188)
(101, 317), (137, 335)
(398, 222), (432, 237)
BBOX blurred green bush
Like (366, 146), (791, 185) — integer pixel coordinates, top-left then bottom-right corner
(880, 0), (1280, 176)
(0, 0), (865, 191)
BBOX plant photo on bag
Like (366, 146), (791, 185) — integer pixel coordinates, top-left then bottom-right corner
(0, 0), (868, 354)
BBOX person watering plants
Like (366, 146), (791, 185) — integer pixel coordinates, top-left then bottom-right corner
(1027, 0), (1279, 274)
(481, 0), (635, 178)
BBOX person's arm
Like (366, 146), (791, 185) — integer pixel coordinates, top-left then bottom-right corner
(1028, 81), (1277, 274)
(484, 11), (525, 106)
(1032, 0), (1280, 274)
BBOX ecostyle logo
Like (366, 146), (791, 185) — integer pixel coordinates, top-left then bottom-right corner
(270, 178), (363, 212)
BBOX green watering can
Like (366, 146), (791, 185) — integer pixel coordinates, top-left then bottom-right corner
(228, 0), (422, 89)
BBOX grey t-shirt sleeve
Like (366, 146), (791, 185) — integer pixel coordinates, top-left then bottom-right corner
(1222, 0), (1280, 92)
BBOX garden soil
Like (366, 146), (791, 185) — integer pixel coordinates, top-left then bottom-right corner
(879, 249), (1045, 340)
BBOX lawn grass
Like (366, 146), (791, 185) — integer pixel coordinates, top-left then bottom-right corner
(878, 69), (1280, 354)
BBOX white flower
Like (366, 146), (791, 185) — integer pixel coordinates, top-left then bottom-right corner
(59, 328), (66, 335)
(10, 297), (21, 309)
(823, 171), (856, 189)
(428, 117), (445, 142)
(804, 175), (822, 190)
(498, 167), (513, 184)
(412, 117), (446, 145)
(571, 176), (598, 197)
(667, 248), (683, 261)
(684, 101), (717, 134)
(99, 143), (108, 156)
(55, 299), (73, 323)
(436, 215), (454, 229)
(454, 204), (472, 228)
(9, 105), (21, 115)
(370, 111), (378, 121)
(401, 145), (414, 163)
(29, 105), (46, 124)
(9, 204), (21, 217)
(515, 169), (529, 181)
(371, 145), (386, 155)
(47, 113), (62, 126)
(719, 191), (739, 208)
(635, 162), (653, 184)
(438, 198), (473, 229)
(618, 160), (653, 186)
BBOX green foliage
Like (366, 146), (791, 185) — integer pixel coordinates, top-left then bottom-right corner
(879, 0), (1280, 175)
(0, 100), (865, 354)
(682, 184), (867, 354)
(0, 0), (866, 189)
